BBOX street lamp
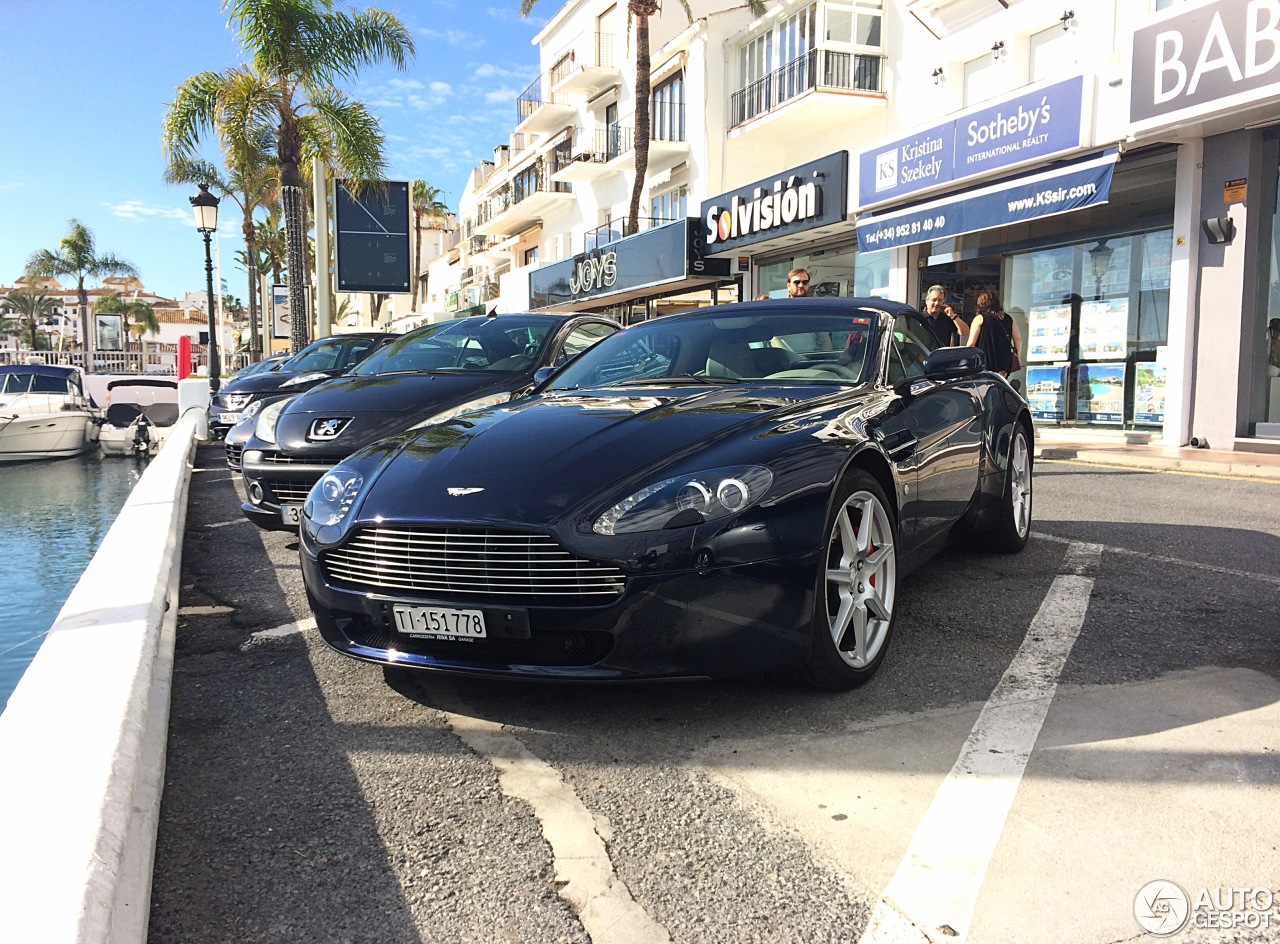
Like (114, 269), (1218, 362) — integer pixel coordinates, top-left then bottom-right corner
(190, 183), (221, 392)
(1088, 240), (1114, 301)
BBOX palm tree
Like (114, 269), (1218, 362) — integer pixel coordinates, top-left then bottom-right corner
(2, 292), (58, 351)
(94, 294), (159, 364)
(410, 180), (448, 313)
(520, 0), (763, 235)
(24, 220), (138, 361)
(164, 122), (279, 363)
(163, 0), (414, 353)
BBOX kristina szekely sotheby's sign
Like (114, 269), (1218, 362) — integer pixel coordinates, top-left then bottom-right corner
(1131, 0), (1280, 132)
(856, 75), (1086, 209)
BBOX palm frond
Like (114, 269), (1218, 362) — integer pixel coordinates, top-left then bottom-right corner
(307, 89), (386, 183)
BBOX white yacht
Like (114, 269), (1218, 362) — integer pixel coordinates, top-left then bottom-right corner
(97, 377), (180, 458)
(0, 364), (100, 463)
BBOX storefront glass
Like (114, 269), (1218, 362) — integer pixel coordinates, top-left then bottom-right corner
(756, 242), (872, 298)
(1253, 138), (1280, 437)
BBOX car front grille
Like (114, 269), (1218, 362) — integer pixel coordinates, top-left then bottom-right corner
(266, 480), (314, 504)
(258, 451), (346, 466)
(320, 527), (627, 605)
(215, 393), (254, 410)
(225, 442), (243, 470)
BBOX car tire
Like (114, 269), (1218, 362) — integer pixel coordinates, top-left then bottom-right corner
(795, 469), (898, 691)
(983, 423), (1033, 553)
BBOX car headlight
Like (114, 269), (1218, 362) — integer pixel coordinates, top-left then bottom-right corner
(304, 466), (364, 527)
(254, 397), (294, 444)
(241, 398), (267, 420)
(408, 392), (511, 430)
(280, 371), (329, 387)
(593, 465), (773, 535)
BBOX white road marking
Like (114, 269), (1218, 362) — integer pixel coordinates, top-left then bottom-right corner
(1033, 530), (1280, 587)
(204, 518), (250, 529)
(250, 617), (317, 640)
(860, 542), (1103, 944)
(432, 687), (671, 944)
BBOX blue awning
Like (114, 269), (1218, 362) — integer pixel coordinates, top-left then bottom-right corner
(856, 149), (1118, 252)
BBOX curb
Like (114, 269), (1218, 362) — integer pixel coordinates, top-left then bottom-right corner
(1035, 445), (1280, 481)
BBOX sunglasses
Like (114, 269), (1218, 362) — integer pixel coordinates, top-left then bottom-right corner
(790, 279), (809, 285)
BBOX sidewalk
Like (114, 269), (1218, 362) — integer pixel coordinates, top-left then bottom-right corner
(1033, 427), (1280, 481)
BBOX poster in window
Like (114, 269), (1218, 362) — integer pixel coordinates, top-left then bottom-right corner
(1079, 298), (1128, 359)
(271, 284), (290, 340)
(1089, 239), (1131, 298)
(1027, 304), (1071, 362)
(1029, 247), (1074, 304)
(1076, 362), (1125, 424)
(94, 313), (123, 352)
(1133, 362), (1167, 426)
(1026, 363), (1067, 421)
(1139, 230), (1172, 292)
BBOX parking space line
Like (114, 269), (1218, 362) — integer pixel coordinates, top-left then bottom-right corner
(431, 688), (671, 944)
(860, 542), (1102, 944)
(1032, 530), (1280, 586)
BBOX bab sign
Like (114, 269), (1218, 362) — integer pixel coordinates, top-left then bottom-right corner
(857, 76), (1085, 208)
(1131, 0), (1280, 131)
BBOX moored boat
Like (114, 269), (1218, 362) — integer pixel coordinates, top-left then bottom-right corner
(97, 377), (180, 458)
(0, 365), (99, 463)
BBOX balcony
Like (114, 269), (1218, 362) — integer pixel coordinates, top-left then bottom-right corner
(472, 158), (575, 238)
(583, 215), (680, 252)
(551, 32), (622, 97)
(516, 75), (575, 135)
(729, 49), (886, 131)
(553, 106), (689, 183)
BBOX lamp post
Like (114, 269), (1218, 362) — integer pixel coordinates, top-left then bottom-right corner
(190, 183), (221, 392)
(1088, 240), (1114, 301)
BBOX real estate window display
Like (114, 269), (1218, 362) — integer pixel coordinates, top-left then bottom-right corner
(917, 149), (1177, 430)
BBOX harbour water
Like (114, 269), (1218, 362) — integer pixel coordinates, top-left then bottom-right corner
(0, 455), (141, 711)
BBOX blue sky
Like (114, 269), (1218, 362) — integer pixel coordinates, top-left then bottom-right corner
(0, 0), (546, 302)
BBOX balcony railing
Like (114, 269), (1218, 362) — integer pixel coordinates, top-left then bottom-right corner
(730, 49), (885, 128)
(516, 75), (569, 125)
(650, 102), (686, 143)
(584, 215), (681, 252)
(470, 158), (573, 230)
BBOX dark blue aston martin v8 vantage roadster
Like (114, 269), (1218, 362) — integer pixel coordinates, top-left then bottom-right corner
(299, 298), (1034, 690)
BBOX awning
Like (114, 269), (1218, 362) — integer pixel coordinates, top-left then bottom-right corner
(856, 149), (1118, 252)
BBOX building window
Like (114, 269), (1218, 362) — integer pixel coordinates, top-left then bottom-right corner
(1030, 24), (1074, 83)
(650, 187), (687, 225)
(524, 246), (539, 267)
(963, 52), (1002, 107)
(652, 72), (685, 142)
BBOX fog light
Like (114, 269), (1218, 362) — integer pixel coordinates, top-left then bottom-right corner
(248, 481), (264, 504)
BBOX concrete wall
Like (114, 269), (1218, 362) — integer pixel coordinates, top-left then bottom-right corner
(0, 412), (199, 944)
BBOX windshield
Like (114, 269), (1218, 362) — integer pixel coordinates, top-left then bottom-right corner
(549, 307), (882, 390)
(350, 317), (555, 376)
(282, 337), (378, 373)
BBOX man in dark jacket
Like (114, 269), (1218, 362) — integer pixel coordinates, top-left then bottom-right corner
(921, 284), (969, 348)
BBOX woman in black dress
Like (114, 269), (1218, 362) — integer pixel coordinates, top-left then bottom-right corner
(965, 289), (1023, 378)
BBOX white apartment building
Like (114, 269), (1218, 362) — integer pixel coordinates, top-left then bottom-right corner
(443, 0), (1279, 452)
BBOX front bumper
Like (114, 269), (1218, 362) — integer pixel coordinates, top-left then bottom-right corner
(300, 540), (818, 681)
(240, 449), (336, 531)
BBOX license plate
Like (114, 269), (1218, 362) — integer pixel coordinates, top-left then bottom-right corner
(281, 504), (302, 524)
(218, 411), (243, 425)
(393, 605), (487, 639)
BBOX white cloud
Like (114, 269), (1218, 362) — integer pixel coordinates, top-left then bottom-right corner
(365, 78), (453, 111)
(473, 63), (535, 81)
(107, 200), (190, 223)
(484, 86), (518, 104)
(487, 6), (542, 26)
(418, 27), (487, 50)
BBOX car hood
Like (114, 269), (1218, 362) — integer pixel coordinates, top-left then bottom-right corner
(353, 385), (860, 527)
(276, 371), (521, 454)
(219, 369), (339, 396)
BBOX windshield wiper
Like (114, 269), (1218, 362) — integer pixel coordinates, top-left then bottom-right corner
(602, 374), (742, 388)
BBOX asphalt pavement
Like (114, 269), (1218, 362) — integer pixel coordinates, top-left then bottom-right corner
(148, 442), (1280, 944)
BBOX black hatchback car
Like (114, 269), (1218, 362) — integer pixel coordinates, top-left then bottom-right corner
(239, 312), (619, 530)
(208, 332), (396, 440)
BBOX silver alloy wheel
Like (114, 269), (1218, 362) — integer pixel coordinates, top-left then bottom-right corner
(1010, 430), (1032, 539)
(823, 489), (896, 669)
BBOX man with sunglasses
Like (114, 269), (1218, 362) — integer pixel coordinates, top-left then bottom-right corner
(786, 267), (812, 298)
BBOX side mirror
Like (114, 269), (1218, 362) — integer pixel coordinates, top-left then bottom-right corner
(532, 366), (555, 386)
(922, 345), (983, 379)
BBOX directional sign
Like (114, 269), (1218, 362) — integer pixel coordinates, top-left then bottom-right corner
(334, 179), (411, 294)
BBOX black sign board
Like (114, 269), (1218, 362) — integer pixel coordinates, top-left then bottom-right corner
(334, 180), (411, 294)
(529, 220), (730, 309)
